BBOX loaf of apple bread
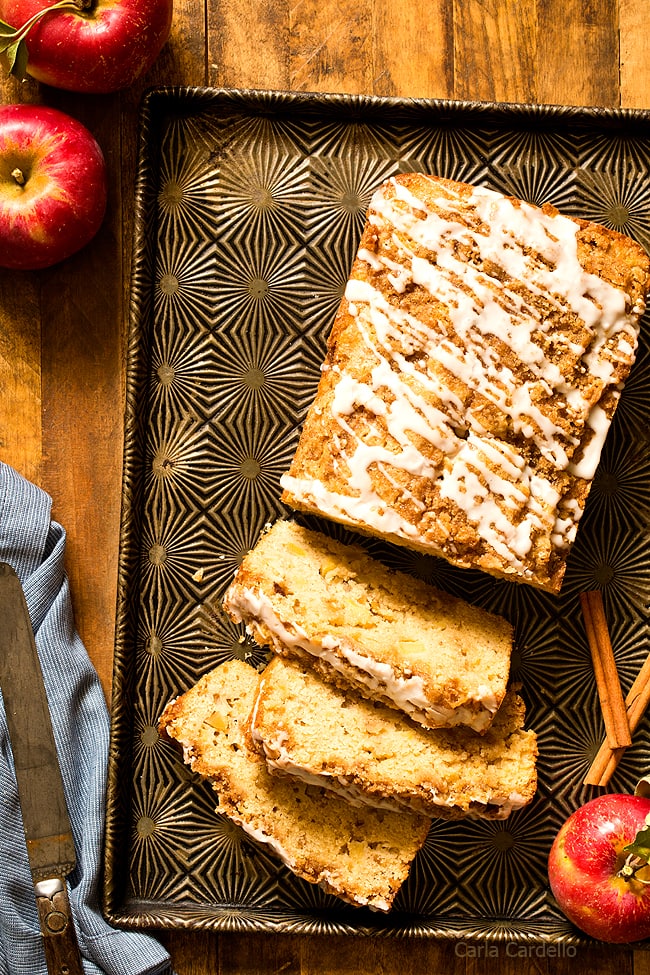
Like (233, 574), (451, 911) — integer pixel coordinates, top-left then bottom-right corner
(280, 173), (650, 591)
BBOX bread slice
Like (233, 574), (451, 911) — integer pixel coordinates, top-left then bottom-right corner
(223, 518), (512, 733)
(280, 173), (650, 592)
(250, 655), (537, 820)
(158, 659), (431, 911)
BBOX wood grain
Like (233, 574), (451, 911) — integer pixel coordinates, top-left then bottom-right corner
(453, 0), (538, 103)
(210, 0), (289, 90)
(0, 272), (41, 483)
(536, 0), (619, 106)
(0, 0), (648, 971)
(373, 1), (453, 98)
(289, 0), (373, 93)
(620, 0), (650, 108)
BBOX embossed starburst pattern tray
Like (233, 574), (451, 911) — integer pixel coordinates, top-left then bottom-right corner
(104, 87), (650, 944)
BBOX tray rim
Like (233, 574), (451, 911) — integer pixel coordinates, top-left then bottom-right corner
(103, 84), (650, 945)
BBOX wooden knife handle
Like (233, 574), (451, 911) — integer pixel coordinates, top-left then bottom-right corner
(35, 878), (84, 975)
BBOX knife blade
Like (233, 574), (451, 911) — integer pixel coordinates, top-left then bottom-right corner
(0, 562), (84, 975)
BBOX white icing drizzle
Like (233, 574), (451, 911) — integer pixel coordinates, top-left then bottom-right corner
(252, 735), (527, 819)
(252, 730), (405, 811)
(282, 176), (644, 577)
(224, 585), (499, 732)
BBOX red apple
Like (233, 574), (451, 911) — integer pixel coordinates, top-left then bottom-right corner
(0, 104), (107, 270)
(548, 793), (650, 943)
(0, 0), (173, 93)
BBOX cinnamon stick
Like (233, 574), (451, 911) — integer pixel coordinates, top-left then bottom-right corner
(584, 650), (650, 787)
(579, 590), (631, 751)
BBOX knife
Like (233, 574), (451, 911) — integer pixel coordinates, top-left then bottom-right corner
(0, 562), (84, 975)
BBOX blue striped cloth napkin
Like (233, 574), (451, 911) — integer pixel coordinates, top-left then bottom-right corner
(0, 462), (174, 975)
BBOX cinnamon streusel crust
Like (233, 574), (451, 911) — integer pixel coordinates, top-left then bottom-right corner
(281, 174), (650, 591)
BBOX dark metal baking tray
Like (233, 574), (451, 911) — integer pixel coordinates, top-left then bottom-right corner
(103, 86), (650, 945)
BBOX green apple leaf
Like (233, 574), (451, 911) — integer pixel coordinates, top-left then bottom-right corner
(0, 40), (28, 80)
(0, 2), (89, 81)
(11, 40), (28, 80)
(0, 19), (28, 80)
(0, 19), (17, 43)
(624, 824), (650, 863)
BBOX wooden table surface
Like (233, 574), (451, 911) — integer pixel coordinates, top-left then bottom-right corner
(1, 1), (650, 972)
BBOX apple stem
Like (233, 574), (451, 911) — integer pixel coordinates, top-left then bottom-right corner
(11, 168), (25, 186)
(619, 853), (650, 884)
